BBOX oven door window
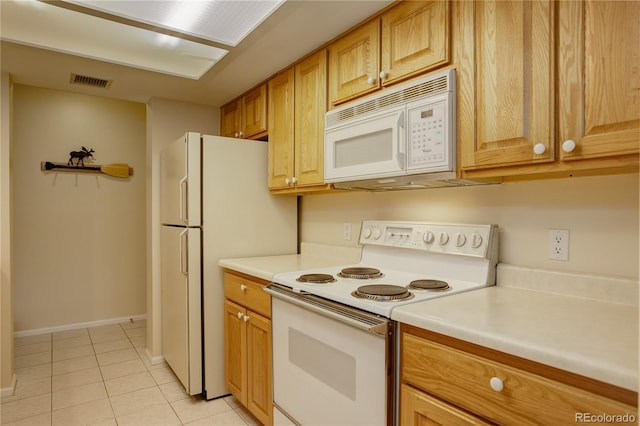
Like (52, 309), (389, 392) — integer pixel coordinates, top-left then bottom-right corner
(271, 298), (387, 425)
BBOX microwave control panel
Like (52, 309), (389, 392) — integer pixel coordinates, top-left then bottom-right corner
(407, 99), (451, 170)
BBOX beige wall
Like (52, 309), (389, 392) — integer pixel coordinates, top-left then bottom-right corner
(301, 173), (640, 279)
(145, 97), (218, 362)
(1, 73), (15, 392)
(12, 85), (146, 331)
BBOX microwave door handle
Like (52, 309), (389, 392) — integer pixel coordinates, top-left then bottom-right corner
(397, 110), (406, 169)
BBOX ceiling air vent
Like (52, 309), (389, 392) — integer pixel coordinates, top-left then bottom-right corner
(69, 73), (112, 89)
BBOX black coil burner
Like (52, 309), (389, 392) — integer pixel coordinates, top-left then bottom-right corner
(407, 279), (450, 291)
(296, 274), (336, 283)
(351, 284), (414, 301)
(338, 267), (384, 279)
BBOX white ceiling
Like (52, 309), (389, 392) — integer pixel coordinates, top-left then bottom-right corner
(0, 0), (393, 107)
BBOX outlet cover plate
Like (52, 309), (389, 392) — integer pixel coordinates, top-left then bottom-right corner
(548, 229), (569, 261)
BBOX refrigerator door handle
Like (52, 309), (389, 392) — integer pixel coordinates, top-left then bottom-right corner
(179, 177), (188, 224)
(180, 229), (188, 276)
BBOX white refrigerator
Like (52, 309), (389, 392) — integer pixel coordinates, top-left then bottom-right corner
(160, 132), (297, 399)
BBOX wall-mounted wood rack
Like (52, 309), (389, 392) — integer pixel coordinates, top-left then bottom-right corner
(41, 161), (134, 178)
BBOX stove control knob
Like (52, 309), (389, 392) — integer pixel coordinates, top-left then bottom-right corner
(455, 233), (466, 247)
(438, 232), (449, 245)
(423, 231), (435, 244)
(362, 227), (372, 239)
(470, 233), (483, 248)
(372, 227), (382, 240)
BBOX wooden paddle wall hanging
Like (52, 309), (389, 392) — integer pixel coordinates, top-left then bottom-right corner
(41, 147), (133, 178)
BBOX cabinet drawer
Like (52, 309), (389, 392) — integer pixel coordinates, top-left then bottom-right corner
(402, 333), (636, 425)
(224, 272), (271, 318)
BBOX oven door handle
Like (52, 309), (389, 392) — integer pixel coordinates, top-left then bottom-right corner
(265, 283), (391, 337)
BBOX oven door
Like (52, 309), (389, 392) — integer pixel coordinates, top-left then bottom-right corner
(266, 284), (394, 426)
(324, 105), (406, 183)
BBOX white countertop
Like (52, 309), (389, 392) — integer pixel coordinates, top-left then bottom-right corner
(392, 264), (639, 392)
(218, 242), (362, 281)
(219, 249), (639, 392)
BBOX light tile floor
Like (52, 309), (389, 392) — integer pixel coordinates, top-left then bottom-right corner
(1, 320), (260, 426)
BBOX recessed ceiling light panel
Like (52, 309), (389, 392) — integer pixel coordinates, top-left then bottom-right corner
(68, 0), (285, 47)
(0, 0), (228, 79)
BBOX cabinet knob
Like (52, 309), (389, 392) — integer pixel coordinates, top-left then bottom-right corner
(243, 315), (250, 322)
(238, 131), (244, 138)
(291, 176), (298, 184)
(240, 284), (247, 292)
(533, 143), (546, 155)
(237, 311), (243, 319)
(285, 178), (291, 185)
(367, 76), (375, 85)
(489, 377), (504, 392)
(234, 132), (239, 138)
(562, 139), (576, 153)
(379, 70), (387, 79)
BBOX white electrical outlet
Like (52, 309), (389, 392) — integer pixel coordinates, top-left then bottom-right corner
(548, 229), (569, 261)
(343, 222), (352, 241)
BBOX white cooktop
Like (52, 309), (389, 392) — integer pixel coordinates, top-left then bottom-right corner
(272, 220), (499, 317)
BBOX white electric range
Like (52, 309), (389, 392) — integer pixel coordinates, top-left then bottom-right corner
(266, 220), (499, 426)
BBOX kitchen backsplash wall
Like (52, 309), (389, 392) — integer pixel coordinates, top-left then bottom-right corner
(12, 84), (147, 331)
(300, 173), (639, 279)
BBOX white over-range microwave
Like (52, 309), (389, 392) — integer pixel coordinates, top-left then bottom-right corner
(324, 69), (496, 190)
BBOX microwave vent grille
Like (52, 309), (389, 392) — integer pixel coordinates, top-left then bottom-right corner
(327, 73), (450, 127)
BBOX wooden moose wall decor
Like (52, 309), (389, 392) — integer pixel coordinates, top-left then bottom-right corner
(41, 147), (134, 178)
(68, 146), (95, 166)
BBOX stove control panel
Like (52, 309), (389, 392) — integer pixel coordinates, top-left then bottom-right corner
(359, 221), (498, 258)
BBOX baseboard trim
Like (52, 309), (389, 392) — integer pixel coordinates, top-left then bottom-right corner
(145, 347), (165, 366)
(14, 314), (147, 338)
(0, 373), (17, 398)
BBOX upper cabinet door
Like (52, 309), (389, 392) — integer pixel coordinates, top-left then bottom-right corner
(295, 50), (327, 187)
(557, 1), (640, 161)
(242, 85), (268, 139)
(220, 100), (241, 138)
(267, 68), (295, 189)
(380, 0), (449, 87)
(460, 0), (555, 170)
(328, 19), (380, 107)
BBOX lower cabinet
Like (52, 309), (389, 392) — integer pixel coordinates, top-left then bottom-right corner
(400, 324), (637, 426)
(401, 384), (490, 426)
(224, 271), (273, 426)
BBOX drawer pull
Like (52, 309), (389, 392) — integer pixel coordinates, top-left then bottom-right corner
(490, 377), (504, 392)
(240, 284), (247, 292)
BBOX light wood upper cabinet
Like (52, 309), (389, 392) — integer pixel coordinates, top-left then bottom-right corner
(268, 50), (330, 193)
(267, 68), (295, 189)
(220, 99), (241, 139)
(381, 0), (449, 86)
(328, 1), (450, 107)
(220, 84), (268, 140)
(458, 0), (555, 170)
(294, 50), (327, 187)
(557, 0), (640, 161)
(328, 19), (380, 106)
